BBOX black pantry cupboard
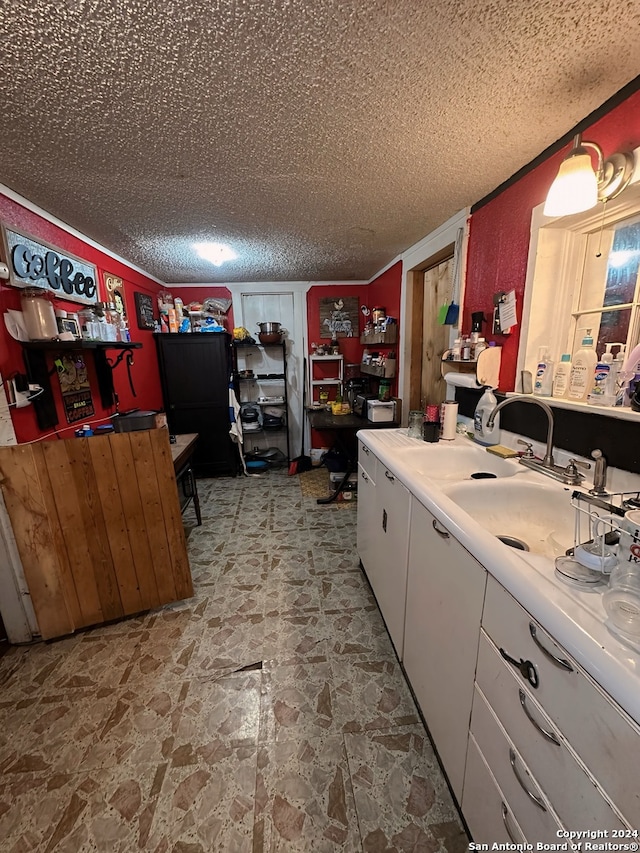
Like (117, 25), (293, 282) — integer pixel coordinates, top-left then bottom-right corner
(154, 333), (237, 477)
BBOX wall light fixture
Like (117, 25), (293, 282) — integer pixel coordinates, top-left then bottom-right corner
(544, 133), (635, 217)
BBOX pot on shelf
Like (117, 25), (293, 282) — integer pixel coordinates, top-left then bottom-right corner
(257, 322), (282, 334)
(259, 332), (282, 344)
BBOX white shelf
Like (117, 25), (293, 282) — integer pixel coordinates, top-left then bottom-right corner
(311, 379), (342, 385)
(309, 353), (344, 404)
(311, 354), (343, 361)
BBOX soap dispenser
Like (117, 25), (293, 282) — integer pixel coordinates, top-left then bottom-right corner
(568, 329), (597, 402)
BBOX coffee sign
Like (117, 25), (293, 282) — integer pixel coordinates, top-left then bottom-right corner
(2, 226), (98, 305)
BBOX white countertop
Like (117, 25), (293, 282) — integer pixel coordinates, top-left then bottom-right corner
(357, 428), (640, 727)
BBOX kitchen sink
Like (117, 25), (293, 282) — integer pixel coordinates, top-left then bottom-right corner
(400, 443), (523, 481)
(443, 478), (575, 559)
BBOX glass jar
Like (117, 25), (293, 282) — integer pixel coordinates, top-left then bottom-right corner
(78, 307), (98, 340)
(408, 410), (423, 439)
(378, 379), (391, 402)
(20, 287), (58, 340)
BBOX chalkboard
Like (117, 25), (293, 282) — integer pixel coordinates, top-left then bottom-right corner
(134, 291), (155, 330)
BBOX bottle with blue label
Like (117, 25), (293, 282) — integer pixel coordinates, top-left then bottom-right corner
(588, 345), (612, 405)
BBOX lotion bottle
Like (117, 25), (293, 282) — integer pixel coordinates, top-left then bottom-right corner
(568, 329), (597, 402)
(552, 354), (572, 398)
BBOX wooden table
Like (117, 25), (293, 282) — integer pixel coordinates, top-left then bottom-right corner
(170, 433), (202, 525)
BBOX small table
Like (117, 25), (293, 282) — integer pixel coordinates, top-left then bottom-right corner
(170, 433), (202, 525)
(307, 409), (399, 503)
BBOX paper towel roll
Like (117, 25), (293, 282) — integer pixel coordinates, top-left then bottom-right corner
(440, 401), (458, 440)
(444, 373), (479, 389)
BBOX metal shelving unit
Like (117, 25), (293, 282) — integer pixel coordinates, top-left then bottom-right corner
(232, 341), (291, 463)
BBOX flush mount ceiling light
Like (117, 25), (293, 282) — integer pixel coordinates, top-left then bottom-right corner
(194, 242), (237, 266)
(543, 133), (635, 217)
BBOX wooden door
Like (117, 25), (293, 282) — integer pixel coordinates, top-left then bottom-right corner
(421, 258), (453, 406)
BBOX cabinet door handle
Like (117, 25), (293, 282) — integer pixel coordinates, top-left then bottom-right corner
(529, 623), (574, 671)
(501, 803), (520, 843)
(519, 689), (560, 746)
(384, 470), (395, 482)
(360, 471), (369, 483)
(509, 748), (547, 811)
(432, 519), (450, 538)
(362, 445), (370, 455)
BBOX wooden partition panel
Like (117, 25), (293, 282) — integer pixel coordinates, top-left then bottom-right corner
(0, 430), (193, 640)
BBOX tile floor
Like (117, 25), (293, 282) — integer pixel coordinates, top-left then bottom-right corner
(0, 468), (468, 852)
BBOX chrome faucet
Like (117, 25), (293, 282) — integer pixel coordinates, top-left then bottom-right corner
(486, 395), (589, 485)
(589, 449), (609, 496)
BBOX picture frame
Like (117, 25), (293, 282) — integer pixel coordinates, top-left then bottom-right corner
(57, 317), (81, 339)
(134, 291), (155, 330)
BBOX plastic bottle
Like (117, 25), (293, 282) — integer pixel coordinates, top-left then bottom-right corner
(616, 343), (640, 407)
(588, 344), (614, 405)
(568, 329), (598, 402)
(533, 346), (554, 396)
(473, 337), (487, 359)
(473, 387), (500, 446)
(552, 354), (572, 398)
(609, 344), (626, 406)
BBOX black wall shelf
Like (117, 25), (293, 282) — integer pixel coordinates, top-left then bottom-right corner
(21, 340), (143, 430)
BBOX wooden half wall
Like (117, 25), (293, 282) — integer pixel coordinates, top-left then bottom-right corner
(0, 429), (193, 640)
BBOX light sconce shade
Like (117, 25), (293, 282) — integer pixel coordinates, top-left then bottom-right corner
(543, 133), (635, 217)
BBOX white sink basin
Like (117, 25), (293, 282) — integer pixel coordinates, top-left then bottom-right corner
(443, 478), (575, 559)
(401, 444), (523, 481)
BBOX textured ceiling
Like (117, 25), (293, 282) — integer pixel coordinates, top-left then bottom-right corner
(1, 1), (640, 284)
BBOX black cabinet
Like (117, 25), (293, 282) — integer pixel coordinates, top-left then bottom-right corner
(154, 333), (237, 477)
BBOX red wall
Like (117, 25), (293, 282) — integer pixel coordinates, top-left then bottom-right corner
(0, 193), (166, 442)
(306, 263), (402, 445)
(464, 89), (640, 390)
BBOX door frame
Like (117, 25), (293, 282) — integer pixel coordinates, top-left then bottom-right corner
(399, 209), (470, 416)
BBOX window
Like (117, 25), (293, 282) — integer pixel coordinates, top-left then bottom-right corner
(518, 168), (640, 416)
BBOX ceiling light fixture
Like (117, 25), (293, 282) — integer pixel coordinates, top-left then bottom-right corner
(194, 242), (237, 266)
(543, 133), (635, 218)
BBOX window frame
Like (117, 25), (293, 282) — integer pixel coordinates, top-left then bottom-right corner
(517, 158), (640, 421)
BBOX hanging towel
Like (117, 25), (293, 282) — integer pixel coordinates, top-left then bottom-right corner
(228, 378), (249, 475)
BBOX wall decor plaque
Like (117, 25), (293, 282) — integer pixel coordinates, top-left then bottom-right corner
(103, 271), (127, 319)
(54, 351), (95, 424)
(1, 224), (98, 305)
(319, 296), (358, 338)
(134, 291), (155, 330)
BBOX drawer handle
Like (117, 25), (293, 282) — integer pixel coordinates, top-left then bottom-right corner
(519, 689), (561, 746)
(509, 748), (547, 811)
(432, 519), (450, 538)
(362, 445), (370, 454)
(385, 470), (395, 482)
(529, 623), (573, 671)
(361, 471), (369, 482)
(501, 803), (520, 843)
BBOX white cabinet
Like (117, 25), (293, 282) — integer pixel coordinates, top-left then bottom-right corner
(464, 575), (635, 838)
(356, 444), (410, 659)
(403, 496), (487, 800)
(356, 461), (377, 581)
